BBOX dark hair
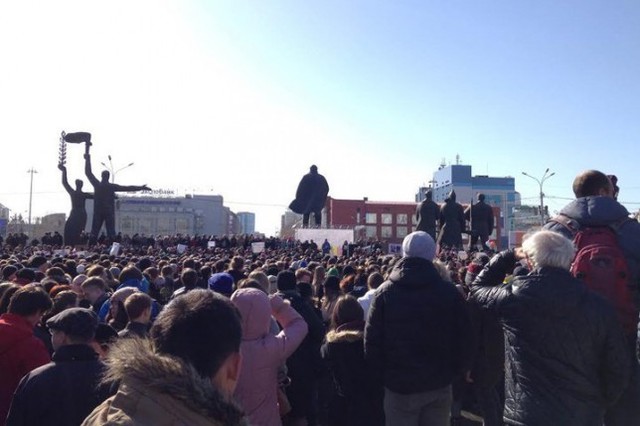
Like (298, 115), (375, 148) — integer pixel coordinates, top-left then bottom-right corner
(86, 265), (105, 278)
(81, 276), (106, 292)
(181, 268), (198, 289)
(151, 289), (242, 378)
(331, 295), (364, 329)
(323, 276), (341, 296)
(15, 268), (36, 282)
(8, 286), (53, 316)
(42, 290), (78, 324)
(276, 270), (297, 291)
(573, 170), (613, 198)
(367, 272), (384, 290)
(0, 284), (21, 315)
(119, 266), (143, 284)
(124, 292), (152, 321)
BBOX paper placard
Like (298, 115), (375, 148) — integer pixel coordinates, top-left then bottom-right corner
(177, 244), (187, 254)
(109, 243), (120, 256)
(207, 241), (216, 248)
(251, 242), (265, 254)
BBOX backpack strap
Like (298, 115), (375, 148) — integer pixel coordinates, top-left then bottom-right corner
(550, 214), (581, 237)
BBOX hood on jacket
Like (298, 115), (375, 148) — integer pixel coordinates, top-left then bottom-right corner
(101, 338), (247, 426)
(559, 196), (630, 226)
(230, 288), (271, 340)
(0, 313), (33, 353)
(388, 257), (443, 288)
(326, 329), (364, 344)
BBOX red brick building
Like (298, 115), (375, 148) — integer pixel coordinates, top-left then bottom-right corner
(325, 196), (502, 247)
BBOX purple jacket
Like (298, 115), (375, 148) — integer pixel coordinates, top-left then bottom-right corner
(231, 289), (308, 426)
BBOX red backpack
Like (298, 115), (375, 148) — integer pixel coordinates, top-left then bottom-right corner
(552, 215), (636, 335)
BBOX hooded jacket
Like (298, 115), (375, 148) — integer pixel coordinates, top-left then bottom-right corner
(0, 313), (50, 423)
(364, 257), (474, 394)
(230, 289), (308, 426)
(544, 196), (640, 311)
(470, 250), (630, 426)
(82, 339), (248, 426)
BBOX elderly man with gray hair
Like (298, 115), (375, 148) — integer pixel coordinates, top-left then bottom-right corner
(469, 230), (630, 426)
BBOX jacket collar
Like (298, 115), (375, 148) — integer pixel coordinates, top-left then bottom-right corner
(52, 344), (99, 362)
(103, 338), (247, 426)
(389, 257), (442, 287)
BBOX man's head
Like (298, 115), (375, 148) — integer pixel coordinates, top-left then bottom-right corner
(28, 255), (49, 273)
(181, 268), (199, 290)
(572, 170), (614, 198)
(310, 165), (318, 174)
(208, 273), (234, 297)
(8, 285), (53, 327)
(522, 230), (575, 270)
(47, 307), (98, 351)
(81, 276), (107, 304)
(124, 292), (152, 324)
(295, 268), (312, 284)
(425, 189), (433, 200)
(402, 231), (436, 261)
(101, 170), (110, 182)
(151, 289), (242, 397)
(477, 193), (485, 202)
(75, 179), (84, 190)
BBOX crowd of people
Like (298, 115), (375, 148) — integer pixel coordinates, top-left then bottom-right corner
(0, 169), (639, 426)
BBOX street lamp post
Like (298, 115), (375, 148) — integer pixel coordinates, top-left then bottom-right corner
(26, 168), (38, 233)
(101, 155), (134, 183)
(522, 168), (555, 226)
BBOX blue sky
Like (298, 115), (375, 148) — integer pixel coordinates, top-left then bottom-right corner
(1, 1), (638, 234)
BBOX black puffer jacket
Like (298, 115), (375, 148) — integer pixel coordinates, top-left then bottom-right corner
(470, 251), (630, 426)
(364, 257), (473, 394)
(321, 323), (384, 426)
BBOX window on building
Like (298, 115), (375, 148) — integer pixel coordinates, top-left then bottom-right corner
(381, 226), (393, 238)
(396, 213), (408, 225)
(366, 213), (377, 224)
(396, 226), (408, 238)
(381, 213), (392, 224)
(365, 226), (377, 238)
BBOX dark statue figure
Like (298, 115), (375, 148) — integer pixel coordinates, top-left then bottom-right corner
(464, 193), (495, 251)
(58, 164), (93, 247)
(84, 139), (149, 244)
(437, 190), (465, 249)
(416, 189), (439, 241)
(289, 165), (329, 228)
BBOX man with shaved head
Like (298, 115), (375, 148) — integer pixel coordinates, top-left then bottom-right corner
(545, 169), (640, 426)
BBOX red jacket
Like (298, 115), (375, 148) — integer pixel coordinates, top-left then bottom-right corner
(0, 313), (50, 424)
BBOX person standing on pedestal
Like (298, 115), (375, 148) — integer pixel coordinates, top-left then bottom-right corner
(437, 191), (465, 250)
(416, 190), (439, 241)
(465, 193), (494, 251)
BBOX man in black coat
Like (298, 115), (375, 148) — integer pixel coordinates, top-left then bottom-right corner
(365, 231), (473, 426)
(464, 193), (494, 251)
(289, 165), (330, 228)
(416, 190), (439, 241)
(469, 230), (630, 426)
(437, 190), (465, 249)
(6, 308), (112, 426)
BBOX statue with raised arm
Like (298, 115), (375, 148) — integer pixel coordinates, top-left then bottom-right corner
(84, 140), (149, 244)
(58, 164), (93, 247)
